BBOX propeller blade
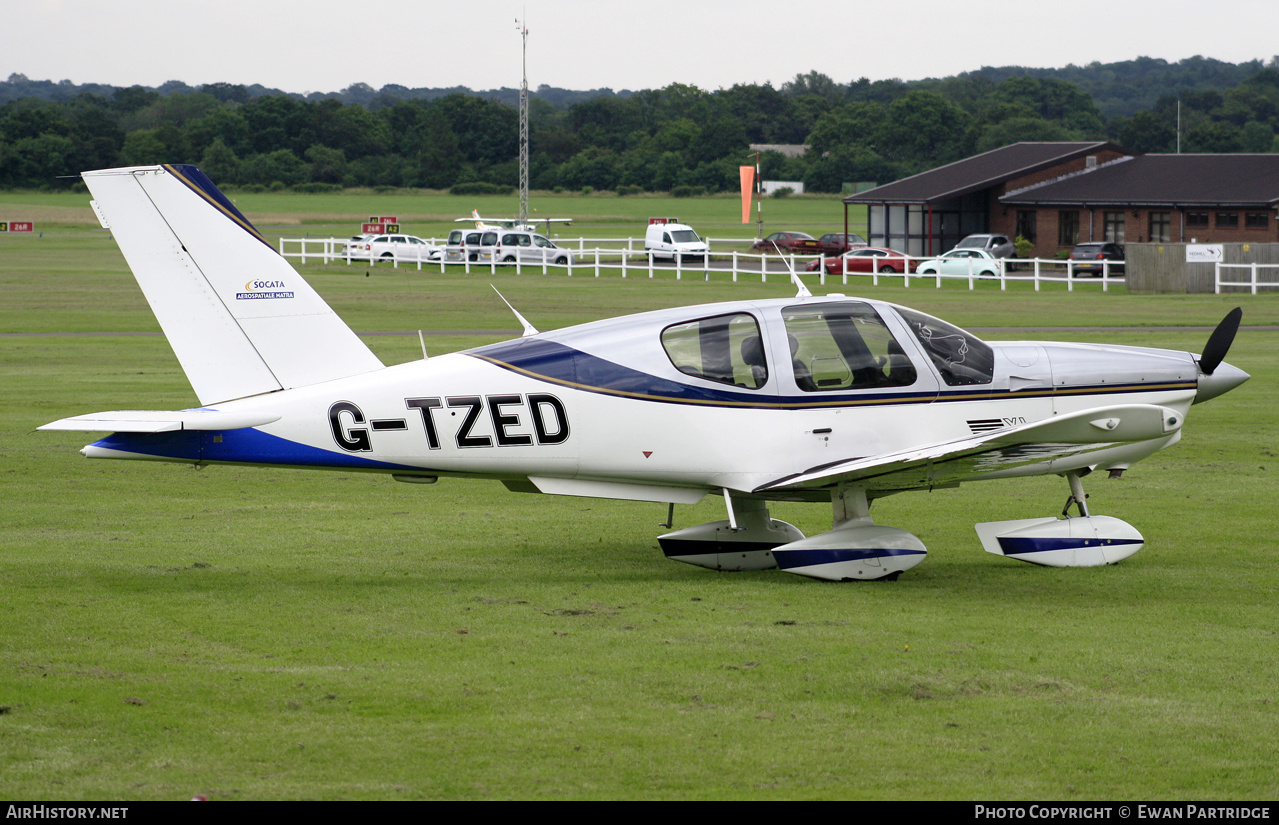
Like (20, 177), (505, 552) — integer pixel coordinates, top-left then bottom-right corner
(1198, 307), (1242, 375)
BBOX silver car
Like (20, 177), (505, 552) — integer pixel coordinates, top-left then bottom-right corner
(952, 234), (1014, 259)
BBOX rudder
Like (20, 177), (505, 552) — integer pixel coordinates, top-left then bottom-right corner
(85, 165), (383, 405)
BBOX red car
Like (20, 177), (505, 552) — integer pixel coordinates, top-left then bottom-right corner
(805, 246), (917, 275)
(817, 232), (868, 255)
(750, 231), (824, 254)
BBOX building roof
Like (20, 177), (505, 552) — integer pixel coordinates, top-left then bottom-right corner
(1000, 154), (1279, 208)
(842, 142), (1121, 205)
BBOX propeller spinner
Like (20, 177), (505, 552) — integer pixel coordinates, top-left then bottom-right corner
(1195, 307), (1249, 404)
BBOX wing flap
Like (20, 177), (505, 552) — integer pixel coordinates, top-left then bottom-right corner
(755, 404), (1183, 493)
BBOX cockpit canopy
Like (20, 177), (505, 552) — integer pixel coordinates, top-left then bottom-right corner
(655, 299), (992, 393)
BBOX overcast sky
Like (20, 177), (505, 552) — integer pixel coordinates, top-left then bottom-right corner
(3, 0), (1275, 95)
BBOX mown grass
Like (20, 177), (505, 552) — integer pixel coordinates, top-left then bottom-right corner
(1, 211), (1277, 800)
(0, 187), (862, 241)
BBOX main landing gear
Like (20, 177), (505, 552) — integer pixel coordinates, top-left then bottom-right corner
(658, 488), (927, 581)
(658, 470), (1144, 581)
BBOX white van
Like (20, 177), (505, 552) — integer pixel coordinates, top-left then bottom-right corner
(493, 230), (573, 266)
(644, 218), (708, 262)
(444, 228), (500, 262)
(444, 228), (573, 266)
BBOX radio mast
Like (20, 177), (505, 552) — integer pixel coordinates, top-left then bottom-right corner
(517, 16), (530, 226)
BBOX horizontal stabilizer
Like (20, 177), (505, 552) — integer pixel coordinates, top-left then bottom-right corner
(756, 404), (1183, 493)
(83, 165), (383, 405)
(40, 409), (280, 433)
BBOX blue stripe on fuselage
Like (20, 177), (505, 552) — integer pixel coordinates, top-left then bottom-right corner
(91, 428), (419, 471)
(469, 338), (934, 409)
(469, 338), (1194, 411)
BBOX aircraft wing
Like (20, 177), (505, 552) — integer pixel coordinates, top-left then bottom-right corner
(754, 404), (1183, 494)
(40, 409), (280, 433)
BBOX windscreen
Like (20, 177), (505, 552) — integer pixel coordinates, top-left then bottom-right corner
(897, 307), (993, 386)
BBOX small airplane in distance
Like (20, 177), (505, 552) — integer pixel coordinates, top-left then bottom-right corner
(456, 209), (573, 234)
(43, 165), (1250, 582)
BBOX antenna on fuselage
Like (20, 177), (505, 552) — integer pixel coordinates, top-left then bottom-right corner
(771, 240), (812, 298)
(491, 285), (539, 337)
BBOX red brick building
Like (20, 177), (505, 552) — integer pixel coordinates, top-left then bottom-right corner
(843, 143), (1279, 259)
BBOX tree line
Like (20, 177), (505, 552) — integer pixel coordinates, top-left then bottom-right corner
(2, 57), (1277, 195)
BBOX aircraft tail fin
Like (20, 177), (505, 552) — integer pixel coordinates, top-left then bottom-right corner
(83, 165), (384, 405)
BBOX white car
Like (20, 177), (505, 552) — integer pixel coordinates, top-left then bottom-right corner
(341, 233), (377, 258)
(915, 248), (1005, 278)
(347, 234), (440, 263)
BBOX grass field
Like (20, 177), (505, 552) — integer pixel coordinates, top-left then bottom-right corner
(0, 186), (863, 242)
(2, 197), (1278, 800)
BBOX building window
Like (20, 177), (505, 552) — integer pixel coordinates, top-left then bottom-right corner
(1058, 211), (1079, 246)
(1245, 212), (1269, 229)
(1148, 212), (1171, 243)
(1186, 212), (1209, 227)
(1216, 212), (1239, 228)
(1015, 210), (1037, 244)
(1104, 211), (1125, 244)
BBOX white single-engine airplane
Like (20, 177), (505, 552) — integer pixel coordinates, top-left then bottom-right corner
(43, 165), (1250, 581)
(456, 209), (573, 234)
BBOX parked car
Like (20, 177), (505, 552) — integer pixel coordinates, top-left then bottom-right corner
(445, 229), (499, 262)
(1068, 242), (1125, 276)
(350, 233), (440, 263)
(806, 246), (917, 275)
(493, 231), (575, 266)
(644, 220), (708, 262)
(951, 233), (1015, 259)
(915, 248), (1005, 278)
(444, 229), (573, 266)
(342, 233), (378, 258)
(817, 232), (868, 255)
(750, 231), (824, 255)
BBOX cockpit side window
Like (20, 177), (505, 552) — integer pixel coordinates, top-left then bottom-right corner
(783, 301), (917, 392)
(897, 307), (994, 386)
(661, 313), (768, 390)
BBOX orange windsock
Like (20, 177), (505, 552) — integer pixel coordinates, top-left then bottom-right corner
(739, 166), (754, 224)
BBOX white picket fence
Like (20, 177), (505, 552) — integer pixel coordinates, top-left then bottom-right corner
(1215, 262), (1279, 293)
(278, 236), (1126, 291)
